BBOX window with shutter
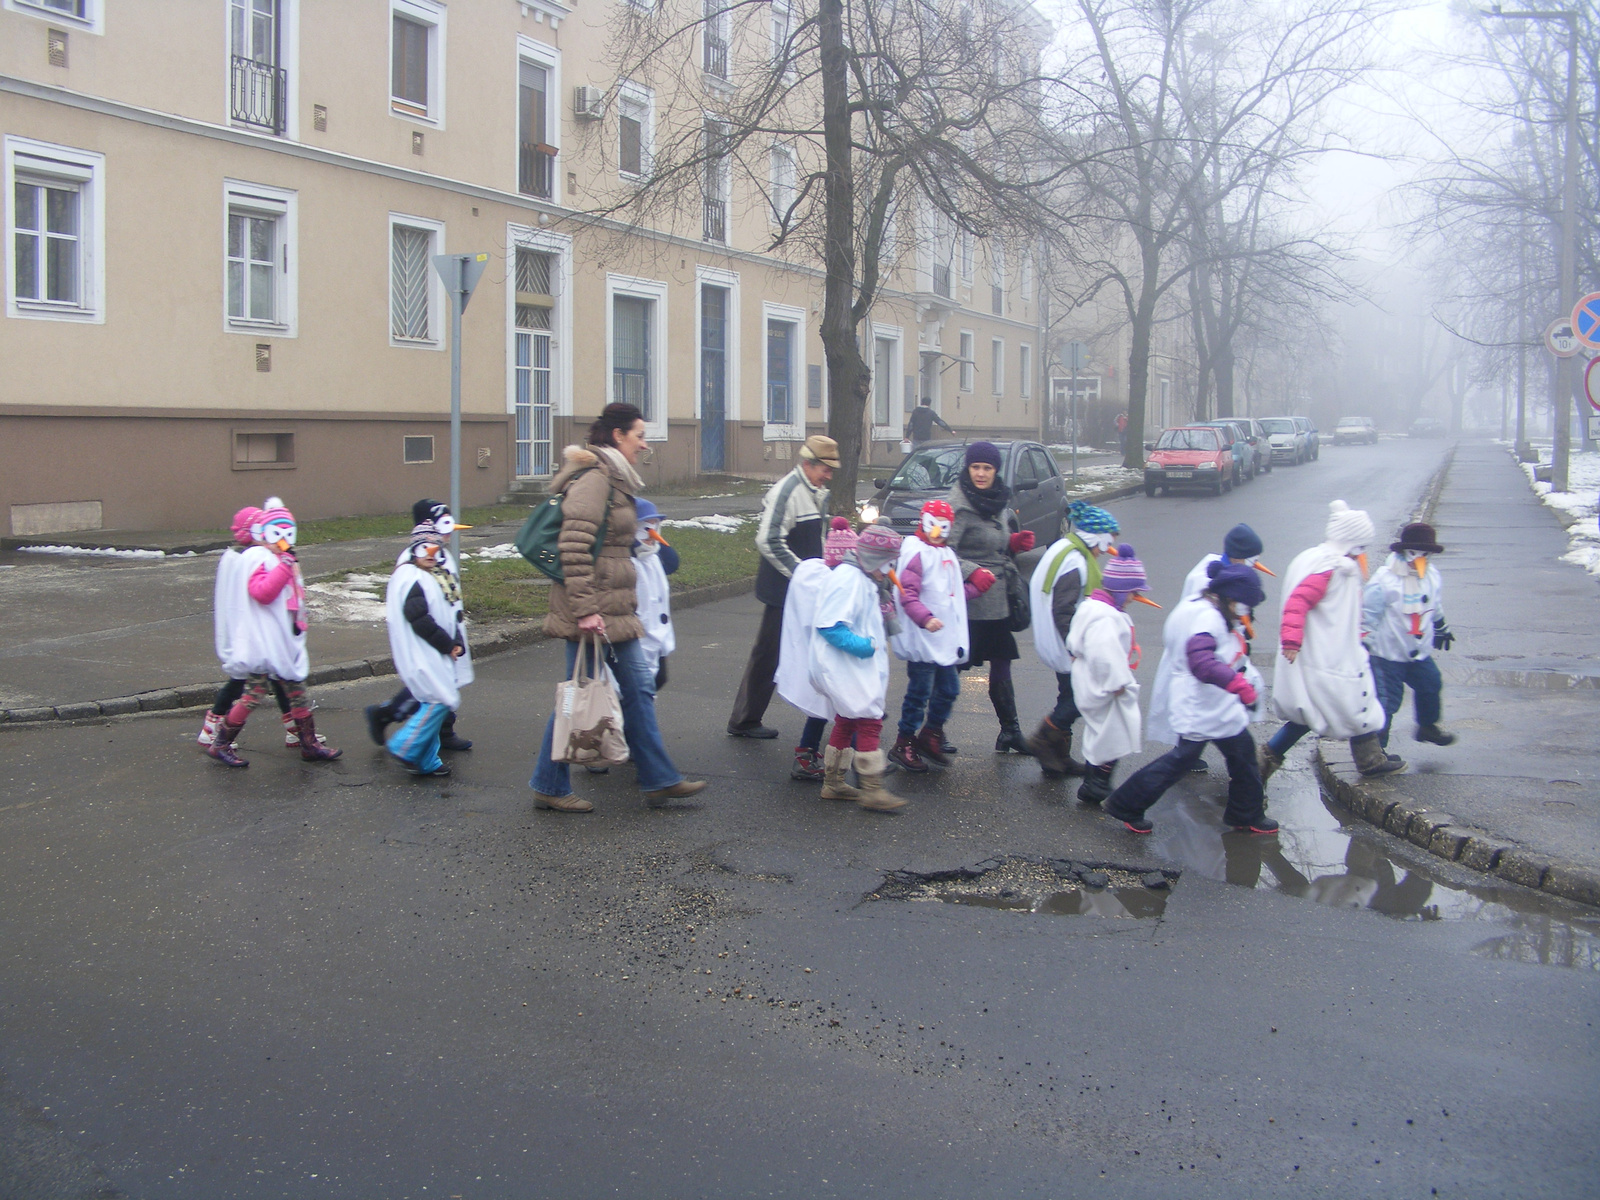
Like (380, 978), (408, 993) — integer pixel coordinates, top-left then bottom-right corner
(391, 224), (430, 340)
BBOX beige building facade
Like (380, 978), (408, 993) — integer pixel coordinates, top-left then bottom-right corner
(2, 0), (1046, 535)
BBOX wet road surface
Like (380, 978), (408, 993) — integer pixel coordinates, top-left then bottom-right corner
(1, 438), (1596, 1198)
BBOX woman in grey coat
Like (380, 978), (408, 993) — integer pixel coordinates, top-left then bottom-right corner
(949, 441), (1035, 753)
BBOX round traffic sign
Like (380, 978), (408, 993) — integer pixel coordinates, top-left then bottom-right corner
(1586, 357), (1600, 414)
(1546, 318), (1582, 358)
(1573, 292), (1600, 349)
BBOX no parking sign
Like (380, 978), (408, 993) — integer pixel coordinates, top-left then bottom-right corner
(1574, 293), (1600, 350)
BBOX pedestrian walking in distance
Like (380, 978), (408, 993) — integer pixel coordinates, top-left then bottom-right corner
(1261, 500), (1401, 781)
(1364, 522), (1457, 749)
(727, 435), (839, 742)
(906, 396), (954, 447)
(1105, 561), (1275, 835)
(529, 403), (705, 812)
(1025, 500), (1122, 777)
(811, 523), (908, 812)
(949, 440), (1036, 754)
(774, 518), (856, 781)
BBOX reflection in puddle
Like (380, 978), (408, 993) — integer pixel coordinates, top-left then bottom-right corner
(1144, 758), (1600, 970)
(943, 887), (1167, 918)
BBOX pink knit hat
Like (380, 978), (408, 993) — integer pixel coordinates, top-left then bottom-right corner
(823, 516), (858, 568)
(230, 506), (262, 546)
(252, 497), (297, 547)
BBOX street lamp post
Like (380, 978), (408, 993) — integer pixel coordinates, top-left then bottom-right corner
(1484, 6), (1581, 489)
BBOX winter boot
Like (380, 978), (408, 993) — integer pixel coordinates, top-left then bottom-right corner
(939, 733), (959, 756)
(197, 710), (222, 748)
(1414, 723), (1457, 746)
(1351, 732), (1404, 776)
(913, 725), (951, 767)
(1027, 718), (1084, 778)
(989, 678), (1034, 755)
(820, 745), (862, 801)
(293, 712), (342, 762)
(887, 733), (929, 773)
(790, 746), (825, 782)
(438, 713), (473, 752)
(204, 719), (248, 768)
(364, 703), (393, 746)
(1258, 743), (1284, 784)
(282, 711), (329, 749)
(1076, 763), (1115, 805)
(852, 749), (908, 813)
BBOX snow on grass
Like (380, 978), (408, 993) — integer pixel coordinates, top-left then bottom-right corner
(17, 545), (198, 559)
(1520, 448), (1600, 575)
(304, 571), (389, 623)
(659, 514), (752, 533)
(460, 542), (526, 562)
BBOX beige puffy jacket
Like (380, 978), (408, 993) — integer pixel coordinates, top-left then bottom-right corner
(543, 444), (645, 643)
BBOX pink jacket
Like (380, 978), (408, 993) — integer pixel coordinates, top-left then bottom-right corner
(248, 553), (306, 632)
(1279, 569), (1331, 651)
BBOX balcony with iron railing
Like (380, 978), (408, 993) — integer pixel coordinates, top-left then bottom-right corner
(703, 35), (728, 79)
(703, 196), (727, 243)
(519, 142), (556, 199)
(230, 55), (286, 136)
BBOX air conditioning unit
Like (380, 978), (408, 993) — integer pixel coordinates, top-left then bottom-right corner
(573, 86), (604, 121)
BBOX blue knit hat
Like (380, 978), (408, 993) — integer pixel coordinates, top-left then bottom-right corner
(1101, 544), (1148, 593)
(635, 498), (661, 523)
(1222, 523), (1262, 560)
(1068, 500), (1119, 537)
(964, 441), (1003, 469)
(1207, 560), (1265, 607)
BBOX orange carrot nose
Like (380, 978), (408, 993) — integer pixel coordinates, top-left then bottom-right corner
(1131, 593), (1163, 608)
(453, 523), (474, 530)
(1241, 613), (1256, 639)
(647, 527), (670, 546)
(888, 567), (906, 595)
(1355, 552), (1369, 579)
(1252, 561), (1276, 577)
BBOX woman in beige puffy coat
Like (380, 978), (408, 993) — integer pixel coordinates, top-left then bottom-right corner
(529, 403), (706, 812)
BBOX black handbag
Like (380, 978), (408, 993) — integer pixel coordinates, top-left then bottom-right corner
(1002, 559), (1031, 633)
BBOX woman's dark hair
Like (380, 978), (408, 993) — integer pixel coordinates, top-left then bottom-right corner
(587, 403), (645, 447)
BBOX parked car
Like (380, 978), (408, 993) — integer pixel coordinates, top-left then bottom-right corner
(1239, 418), (1274, 475)
(861, 439), (1067, 543)
(1259, 416), (1309, 464)
(1144, 426), (1234, 496)
(1193, 419), (1255, 485)
(1332, 416), (1379, 446)
(1409, 417), (1447, 438)
(1294, 415), (1320, 460)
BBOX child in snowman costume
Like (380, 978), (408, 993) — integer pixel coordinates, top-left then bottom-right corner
(206, 498), (341, 766)
(1104, 561), (1275, 833)
(1363, 522), (1456, 750)
(1069, 545), (1162, 805)
(384, 523), (473, 777)
(631, 498), (680, 689)
(1025, 500), (1121, 778)
(365, 499), (475, 752)
(775, 518), (855, 782)
(886, 499), (975, 773)
(1262, 500), (1400, 781)
(811, 523), (908, 812)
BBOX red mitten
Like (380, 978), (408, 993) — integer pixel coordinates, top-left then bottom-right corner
(1008, 531), (1036, 553)
(1224, 673), (1258, 707)
(969, 568), (996, 594)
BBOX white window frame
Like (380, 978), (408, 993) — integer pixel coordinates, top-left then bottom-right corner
(505, 223), (574, 434)
(958, 329), (975, 393)
(617, 81), (654, 180)
(702, 0), (732, 81)
(1019, 342), (1032, 399)
(991, 337), (1005, 396)
(696, 265), (741, 424)
(770, 0), (793, 70)
(389, 0), (446, 128)
(959, 228), (973, 283)
(762, 300), (806, 441)
(5, 0), (101, 35)
(606, 273), (669, 440)
(768, 143), (797, 229)
(388, 213), (445, 350)
(5, 136), (104, 324)
(870, 322), (903, 440)
(516, 35), (561, 201)
(223, 0), (301, 140)
(222, 179), (297, 337)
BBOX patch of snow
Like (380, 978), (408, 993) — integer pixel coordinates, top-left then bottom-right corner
(1520, 449), (1600, 575)
(460, 542), (525, 562)
(17, 544), (186, 559)
(660, 514), (751, 533)
(304, 571), (390, 623)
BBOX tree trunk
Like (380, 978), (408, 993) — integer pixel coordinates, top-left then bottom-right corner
(817, 0), (867, 516)
(1122, 251), (1160, 470)
(1215, 346), (1236, 418)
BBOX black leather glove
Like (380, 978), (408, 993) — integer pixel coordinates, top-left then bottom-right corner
(1432, 618), (1454, 651)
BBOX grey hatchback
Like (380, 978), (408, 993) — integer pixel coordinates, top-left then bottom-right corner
(861, 439), (1067, 543)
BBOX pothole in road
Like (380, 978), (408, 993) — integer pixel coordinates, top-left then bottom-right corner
(867, 856), (1177, 919)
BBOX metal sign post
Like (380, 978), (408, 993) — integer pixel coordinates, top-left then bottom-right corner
(432, 252), (489, 563)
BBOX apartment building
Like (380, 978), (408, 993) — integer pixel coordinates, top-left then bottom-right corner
(1, 0), (1046, 535)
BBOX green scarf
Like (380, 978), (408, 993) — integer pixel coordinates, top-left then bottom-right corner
(1042, 533), (1101, 596)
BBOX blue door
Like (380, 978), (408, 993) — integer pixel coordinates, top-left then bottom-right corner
(700, 285), (727, 471)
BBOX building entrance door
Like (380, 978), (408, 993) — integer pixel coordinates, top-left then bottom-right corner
(514, 249), (555, 477)
(700, 285), (727, 471)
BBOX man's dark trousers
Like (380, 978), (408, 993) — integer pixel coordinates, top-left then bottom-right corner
(728, 603), (784, 730)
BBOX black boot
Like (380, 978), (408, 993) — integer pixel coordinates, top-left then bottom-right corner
(438, 711), (473, 752)
(364, 703), (393, 746)
(989, 677), (1034, 755)
(1077, 763), (1115, 805)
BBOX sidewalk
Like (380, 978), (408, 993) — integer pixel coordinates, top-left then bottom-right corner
(1315, 438), (1600, 907)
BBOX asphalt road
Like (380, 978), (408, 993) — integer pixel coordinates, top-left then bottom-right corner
(1, 438), (1596, 1199)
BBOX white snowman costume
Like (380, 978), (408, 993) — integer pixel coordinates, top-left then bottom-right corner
(776, 558), (833, 720)
(232, 543), (310, 681)
(1065, 594), (1142, 764)
(213, 547), (253, 679)
(385, 560), (471, 708)
(890, 536), (968, 666)
(810, 563), (890, 720)
(1029, 535), (1098, 675)
(1149, 594), (1264, 745)
(634, 541), (675, 678)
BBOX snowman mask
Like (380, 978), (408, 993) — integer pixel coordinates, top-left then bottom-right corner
(1079, 530), (1116, 553)
(920, 510), (952, 545)
(258, 515), (296, 549)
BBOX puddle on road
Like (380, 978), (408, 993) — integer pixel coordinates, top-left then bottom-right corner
(945, 887), (1168, 918)
(871, 858), (1173, 919)
(1144, 759), (1600, 970)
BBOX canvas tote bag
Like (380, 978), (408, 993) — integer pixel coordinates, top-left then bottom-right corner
(552, 634), (629, 765)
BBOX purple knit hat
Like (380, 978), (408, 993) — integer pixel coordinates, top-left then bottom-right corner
(823, 516), (858, 568)
(964, 441), (1003, 469)
(1101, 544), (1148, 593)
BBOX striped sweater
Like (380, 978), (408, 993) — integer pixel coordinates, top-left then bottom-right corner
(754, 465), (830, 606)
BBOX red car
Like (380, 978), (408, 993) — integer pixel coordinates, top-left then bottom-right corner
(1143, 426), (1234, 496)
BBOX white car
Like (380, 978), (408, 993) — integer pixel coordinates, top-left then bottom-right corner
(1258, 416), (1309, 465)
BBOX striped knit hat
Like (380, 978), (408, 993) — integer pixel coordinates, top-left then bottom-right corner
(252, 497), (297, 547)
(1101, 544), (1148, 594)
(854, 523), (903, 572)
(823, 516), (858, 568)
(231, 506), (262, 547)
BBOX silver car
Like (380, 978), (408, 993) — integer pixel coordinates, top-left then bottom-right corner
(1258, 416), (1309, 464)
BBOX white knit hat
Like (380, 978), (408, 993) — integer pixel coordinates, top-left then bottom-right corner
(1324, 499), (1374, 552)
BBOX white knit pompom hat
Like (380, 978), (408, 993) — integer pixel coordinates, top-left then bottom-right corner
(1324, 499), (1374, 552)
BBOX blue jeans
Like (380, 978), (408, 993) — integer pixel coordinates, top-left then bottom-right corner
(530, 638), (683, 797)
(1369, 655), (1442, 748)
(899, 660), (962, 737)
(800, 717), (828, 752)
(1105, 729), (1264, 826)
(387, 701), (450, 774)
(1267, 721), (1312, 758)
(1049, 671), (1081, 730)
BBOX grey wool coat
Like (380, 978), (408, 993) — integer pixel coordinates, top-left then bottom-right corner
(948, 482), (1021, 623)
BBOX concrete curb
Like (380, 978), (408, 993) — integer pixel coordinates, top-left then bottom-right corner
(1411, 440), (1456, 525)
(0, 576), (756, 727)
(1314, 743), (1600, 909)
